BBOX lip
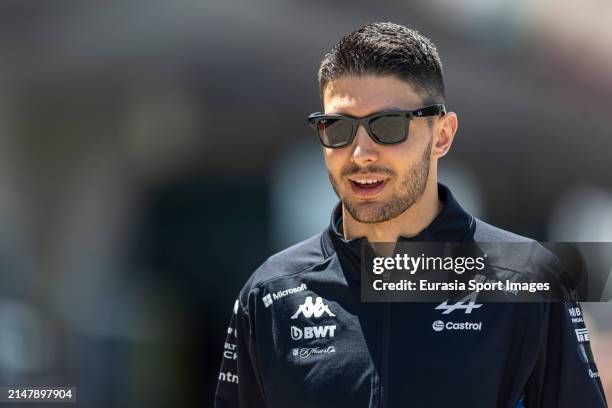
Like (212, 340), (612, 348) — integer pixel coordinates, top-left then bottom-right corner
(347, 173), (387, 182)
(348, 175), (388, 198)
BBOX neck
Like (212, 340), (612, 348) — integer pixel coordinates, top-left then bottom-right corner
(342, 179), (442, 243)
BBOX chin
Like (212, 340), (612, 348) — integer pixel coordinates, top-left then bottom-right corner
(344, 200), (391, 224)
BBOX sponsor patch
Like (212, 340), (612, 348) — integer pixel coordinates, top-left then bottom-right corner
(432, 320), (482, 332)
(218, 370), (239, 384)
(292, 346), (336, 359)
(291, 296), (335, 319)
(262, 283), (308, 308)
(435, 300), (482, 315)
(575, 328), (590, 343)
(291, 325), (336, 340)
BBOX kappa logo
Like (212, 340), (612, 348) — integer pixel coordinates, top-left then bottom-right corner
(435, 300), (482, 315)
(291, 296), (336, 319)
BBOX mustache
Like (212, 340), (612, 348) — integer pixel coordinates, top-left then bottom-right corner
(341, 164), (395, 177)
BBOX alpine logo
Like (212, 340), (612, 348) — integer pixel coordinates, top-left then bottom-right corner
(291, 296), (336, 319)
(262, 283), (308, 308)
(435, 300), (482, 314)
(290, 325), (337, 340)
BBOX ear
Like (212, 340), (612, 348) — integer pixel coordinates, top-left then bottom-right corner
(432, 111), (458, 159)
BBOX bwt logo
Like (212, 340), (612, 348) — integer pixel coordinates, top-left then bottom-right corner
(290, 325), (337, 340)
(432, 320), (445, 332)
(291, 296), (336, 319)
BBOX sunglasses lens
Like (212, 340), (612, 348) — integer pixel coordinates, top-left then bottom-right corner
(369, 115), (406, 144)
(317, 118), (353, 147)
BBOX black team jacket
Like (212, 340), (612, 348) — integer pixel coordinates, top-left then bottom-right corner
(215, 184), (607, 408)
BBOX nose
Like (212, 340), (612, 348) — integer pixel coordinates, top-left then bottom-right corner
(350, 125), (379, 166)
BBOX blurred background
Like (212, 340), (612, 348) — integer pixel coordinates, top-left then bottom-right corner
(0, 0), (611, 406)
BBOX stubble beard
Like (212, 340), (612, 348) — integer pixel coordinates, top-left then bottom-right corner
(329, 138), (432, 224)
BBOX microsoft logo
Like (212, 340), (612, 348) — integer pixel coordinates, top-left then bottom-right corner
(261, 283), (308, 308)
(262, 294), (273, 308)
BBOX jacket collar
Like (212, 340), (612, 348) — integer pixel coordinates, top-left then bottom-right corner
(322, 183), (475, 260)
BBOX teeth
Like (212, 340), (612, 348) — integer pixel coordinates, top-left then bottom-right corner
(355, 179), (382, 185)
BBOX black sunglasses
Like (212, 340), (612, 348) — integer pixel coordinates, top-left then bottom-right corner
(308, 104), (446, 148)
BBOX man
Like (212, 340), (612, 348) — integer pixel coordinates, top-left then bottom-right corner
(215, 22), (607, 407)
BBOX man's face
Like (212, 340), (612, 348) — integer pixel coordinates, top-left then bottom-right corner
(322, 75), (435, 224)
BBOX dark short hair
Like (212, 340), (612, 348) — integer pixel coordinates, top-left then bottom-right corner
(318, 22), (445, 107)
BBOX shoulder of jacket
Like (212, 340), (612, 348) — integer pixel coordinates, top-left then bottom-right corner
(472, 218), (534, 243)
(237, 231), (331, 310)
(472, 218), (564, 283)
